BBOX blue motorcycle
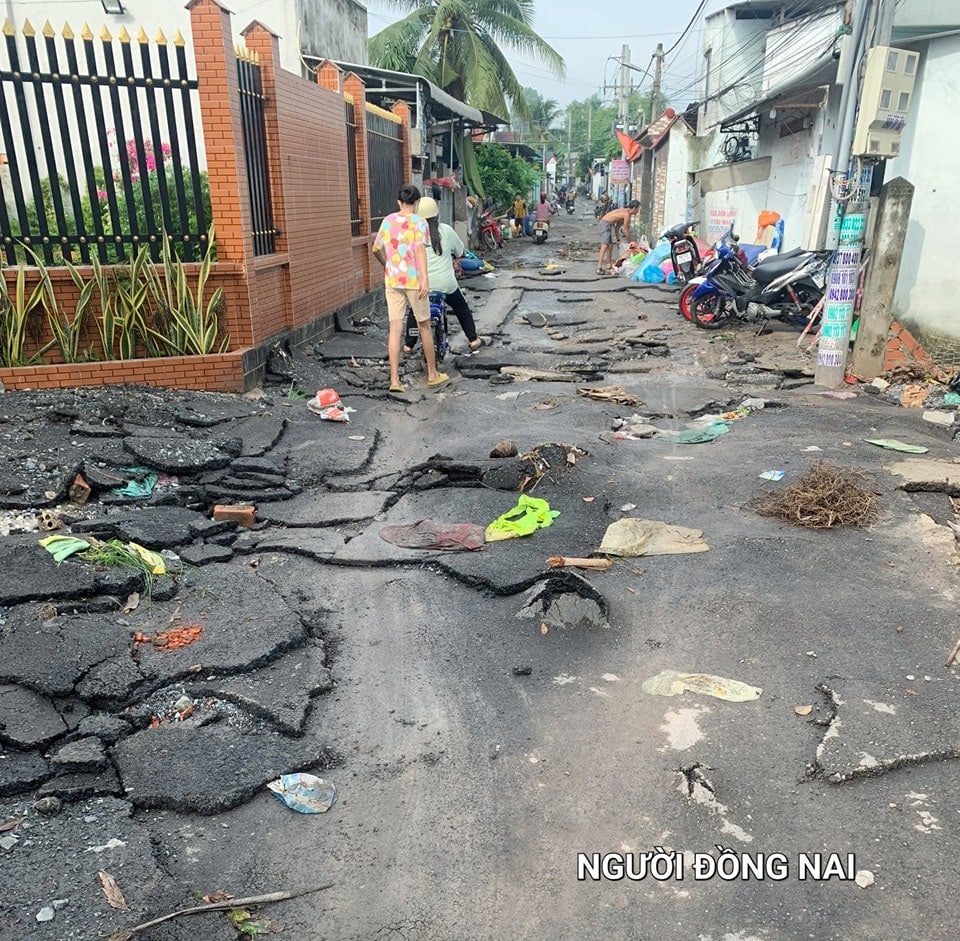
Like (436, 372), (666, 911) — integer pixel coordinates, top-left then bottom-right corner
(680, 227), (829, 331)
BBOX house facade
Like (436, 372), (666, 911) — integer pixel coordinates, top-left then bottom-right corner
(6, 0), (369, 76)
(686, 0), (960, 341)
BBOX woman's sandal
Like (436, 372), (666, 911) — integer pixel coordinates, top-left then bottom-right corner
(389, 383), (405, 393)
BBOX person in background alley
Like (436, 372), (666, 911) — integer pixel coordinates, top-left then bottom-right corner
(512, 192), (528, 237)
(597, 199), (640, 275)
(403, 196), (483, 354)
(372, 184), (449, 391)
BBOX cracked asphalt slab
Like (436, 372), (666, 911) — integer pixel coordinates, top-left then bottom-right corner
(0, 211), (958, 939)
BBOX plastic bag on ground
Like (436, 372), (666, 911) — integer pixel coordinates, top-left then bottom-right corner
(642, 670), (762, 702)
(632, 242), (671, 282)
(658, 421), (730, 444)
(267, 773), (337, 813)
(379, 519), (486, 551)
(485, 495), (559, 542)
(598, 518), (709, 557)
(39, 535), (91, 562)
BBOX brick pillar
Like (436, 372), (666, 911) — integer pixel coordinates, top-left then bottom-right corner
(391, 99), (412, 184)
(187, 0), (255, 347)
(343, 72), (373, 290)
(242, 21), (287, 255)
(316, 59), (344, 93)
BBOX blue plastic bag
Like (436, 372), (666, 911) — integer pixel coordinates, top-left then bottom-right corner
(633, 241), (671, 282)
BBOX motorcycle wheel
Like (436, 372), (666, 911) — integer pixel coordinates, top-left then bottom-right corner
(432, 318), (446, 366)
(678, 283), (697, 321)
(691, 292), (732, 330)
(778, 286), (822, 327)
(482, 230), (497, 252)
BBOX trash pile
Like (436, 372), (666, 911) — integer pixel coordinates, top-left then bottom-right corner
(610, 397), (768, 444)
(861, 365), (960, 433)
(306, 387), (355, 422)
(751, 461), (880, 529)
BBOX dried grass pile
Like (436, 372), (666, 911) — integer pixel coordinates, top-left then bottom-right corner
(752, 462), (880, 529)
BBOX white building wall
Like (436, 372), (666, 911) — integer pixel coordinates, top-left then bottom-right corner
(887, 33), (960, 337)
(662, 125), (692, 228)
(3, 0), (367, 76)
(760, 121), (816, 244)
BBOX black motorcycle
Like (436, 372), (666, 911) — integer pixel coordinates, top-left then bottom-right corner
(661, 220), (701, 286)
(565, 196), (576, 215)
(680, 229), (830, 331)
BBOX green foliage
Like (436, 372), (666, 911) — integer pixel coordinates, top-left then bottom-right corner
(6, 160), (211, 266)
(78, 164), (213, 264)
(145, 224), (228, 356)
(368, 0), (565, 122)
(475, 143), (539, 213)
(27, 248), (98, 364)
(0, 264), (45, 367)
(113, 247), (162, 359)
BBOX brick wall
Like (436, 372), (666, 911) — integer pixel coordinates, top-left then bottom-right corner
(0, 0), (404, 393)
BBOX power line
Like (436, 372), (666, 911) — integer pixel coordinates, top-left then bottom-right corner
(663, 0), (709, 57)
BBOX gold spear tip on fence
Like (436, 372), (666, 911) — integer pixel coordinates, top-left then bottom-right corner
(1, 18), (14, 37)
(173, 29), (185, 46)
(155, 28), (167, 44)
(136, 26), (149, 44)
(117, 25), (131, 43)
(22, 19), (35, 37)
(61, 21), (75, 40)
(80, 23), (94, 41)
(42, 19), (55, 38)
(100, 24), (112, 41)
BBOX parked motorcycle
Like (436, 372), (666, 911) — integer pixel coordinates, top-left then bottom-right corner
(479, 208), (503, 251)
(661, 220), (702, 286)
(680, 227), (830, 331)
(594, 196), (614, 220)
(404, 291), (450, 369)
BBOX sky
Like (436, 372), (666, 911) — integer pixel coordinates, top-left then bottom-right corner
(362, 0), (719, 113)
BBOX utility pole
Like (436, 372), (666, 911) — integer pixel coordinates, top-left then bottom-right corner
(618, 44), (630, 135)
(814, 0), (873, 387)
(566, 105), (572, 187)
(651, 42), (663, 123)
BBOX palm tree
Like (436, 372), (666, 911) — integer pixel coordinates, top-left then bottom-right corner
(369, 0), (565, 122)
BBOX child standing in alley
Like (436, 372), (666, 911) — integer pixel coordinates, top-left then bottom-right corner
(372, 184), (449, 392)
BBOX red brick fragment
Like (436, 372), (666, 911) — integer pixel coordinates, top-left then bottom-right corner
(212, 504), (256, 527)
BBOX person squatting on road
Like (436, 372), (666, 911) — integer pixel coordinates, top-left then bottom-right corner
(372, 184), (449, 392)
(403, 196), (483, 354)
(597, 199), (640, 274)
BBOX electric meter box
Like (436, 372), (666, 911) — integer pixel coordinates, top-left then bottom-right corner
(852, 45), (920, 158)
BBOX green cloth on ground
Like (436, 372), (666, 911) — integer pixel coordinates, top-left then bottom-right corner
(661, 421), (730, 444)
(485, 495), (559, 542)
(39, 535), (91, 562)
(112, 468), (159, 498)
(864, 439), (929, 454)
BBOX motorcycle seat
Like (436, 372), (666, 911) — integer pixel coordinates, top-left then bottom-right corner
(752, 251), (813, 284)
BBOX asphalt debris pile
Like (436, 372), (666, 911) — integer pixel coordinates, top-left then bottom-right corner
(752, 461), (881, 529)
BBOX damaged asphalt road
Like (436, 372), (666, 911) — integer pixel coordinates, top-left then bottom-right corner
(1, 211), (959, 940)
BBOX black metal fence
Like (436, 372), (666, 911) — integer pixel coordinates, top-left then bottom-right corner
(345, 97), (361, 237)
(236, 47), (275, 256)
(0, 21), (208, 265)
(365, 104), (403, 232)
